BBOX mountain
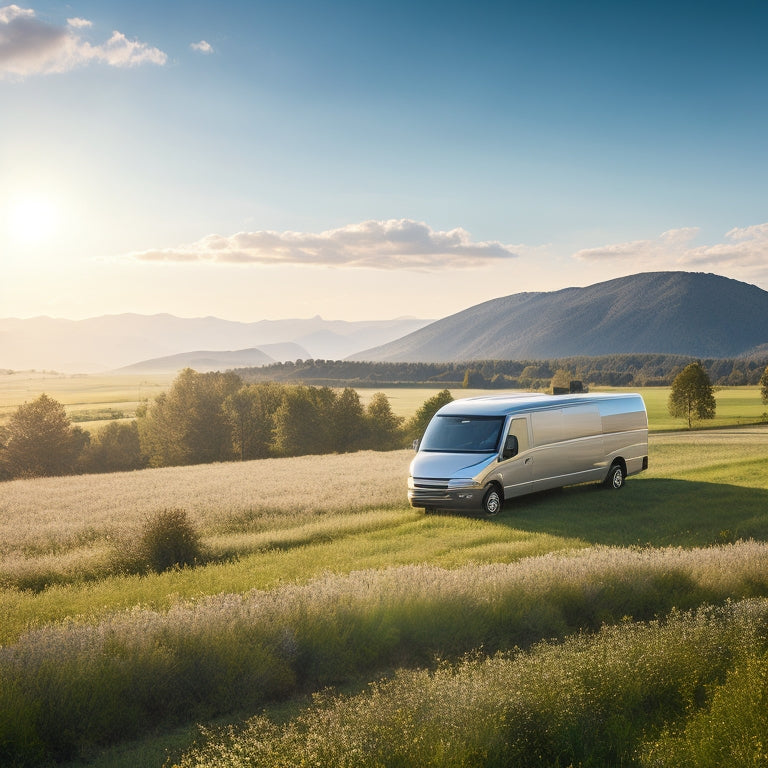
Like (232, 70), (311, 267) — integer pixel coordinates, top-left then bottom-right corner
(118, 346), (281, 374)
(350, 272), (768, 362)
(0, 314), (432, 373)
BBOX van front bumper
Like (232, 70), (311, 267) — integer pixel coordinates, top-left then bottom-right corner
(407, 477), (485, 511)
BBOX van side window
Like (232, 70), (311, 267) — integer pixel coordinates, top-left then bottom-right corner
(507, 418), (530, 454)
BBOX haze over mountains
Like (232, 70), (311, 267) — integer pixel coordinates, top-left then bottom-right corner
(0, 315), (432, 373)
(4, 272), (767, 373)
(351, 272), (768, 362)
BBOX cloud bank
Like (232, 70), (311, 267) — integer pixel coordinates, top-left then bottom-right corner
(130, 219), (522, 270)
(0, 4), (167, 78)
(574, 223), (768, 281)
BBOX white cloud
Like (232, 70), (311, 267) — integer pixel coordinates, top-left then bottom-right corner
(66, 17), (92, 29)
(129, 219), (522, 270)
(573, 227), (700, 264)
(573, 222), (768, 283)
(0, 4), (167, 78)
(190, 40), (213, 54)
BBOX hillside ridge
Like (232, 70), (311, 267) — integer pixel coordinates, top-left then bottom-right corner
(350, 272), (768, 362)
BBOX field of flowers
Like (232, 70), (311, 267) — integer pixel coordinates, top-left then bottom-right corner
(1, 427), (768, 766)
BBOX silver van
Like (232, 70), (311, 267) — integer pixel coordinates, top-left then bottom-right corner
(408, 392), (648, 515)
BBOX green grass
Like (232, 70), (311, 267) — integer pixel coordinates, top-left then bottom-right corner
(361, 385), (768, 429)
(4, 429), (768, 644)
(0, 371), (175, 426)
(173, 600), (768, 768)
(2, 424), (768, 766)
(616, 385), (767, 431)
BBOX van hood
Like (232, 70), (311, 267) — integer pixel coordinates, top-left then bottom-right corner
(409, 451), (497, 479)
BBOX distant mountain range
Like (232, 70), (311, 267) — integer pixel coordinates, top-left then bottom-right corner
(351, 272), (768, 362)
(5, 272), (766, 373)
(0, 314), (431, 373)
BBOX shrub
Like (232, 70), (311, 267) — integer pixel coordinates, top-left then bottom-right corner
(139, 508), (204, 573)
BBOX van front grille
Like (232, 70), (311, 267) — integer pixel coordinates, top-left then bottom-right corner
(412, 478), (450, 491)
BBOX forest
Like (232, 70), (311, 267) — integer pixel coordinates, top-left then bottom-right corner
(236, 353), (768, 388)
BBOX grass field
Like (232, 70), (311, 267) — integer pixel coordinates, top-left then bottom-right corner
(2, 422), (768, 766)
(0, 371), (175, 431)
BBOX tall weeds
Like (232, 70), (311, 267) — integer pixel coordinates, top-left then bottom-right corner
(173, 599), (768, 768)
(2, 543), (768, 765)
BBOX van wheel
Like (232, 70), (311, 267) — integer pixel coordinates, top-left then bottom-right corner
(604, 462), (625, 490)
(482, 486), (503, 516)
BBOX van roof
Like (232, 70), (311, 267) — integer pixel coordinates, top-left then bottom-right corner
(436, 392), (644, 417)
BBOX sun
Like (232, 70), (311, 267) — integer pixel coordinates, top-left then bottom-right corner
(7, 195), (60, 245)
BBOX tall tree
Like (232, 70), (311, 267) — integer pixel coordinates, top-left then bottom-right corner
(272, 386), (326, 457)
(330, 387), (366, 452)
(223, 382), (283, 460)
(668, 362), (716, 428)
(138, 369), (242, 466)
(760, 365), (768, 405)
(365, 392), (404, 450)
(83, 421), (144, 473)
(0, 393), (87, 478)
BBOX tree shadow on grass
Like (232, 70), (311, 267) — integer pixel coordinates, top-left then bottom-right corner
(490, 478), (768, 548)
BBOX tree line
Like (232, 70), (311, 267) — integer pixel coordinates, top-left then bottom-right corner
(3, 364), (768, 480)
(0, 369), (454, 481)
(237, 354), (768, 389)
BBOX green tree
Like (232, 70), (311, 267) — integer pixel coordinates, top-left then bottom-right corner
(223, 382), (283, 460)
(272, 386), (329, 457)
(365, 392), (404, 450)
(668, 362), (716, 428)
(0, 393), (88, 478)
(550, 368), (573, 393)
(405, 389), (454, 445)
(138, 369), (242, 466)
(330, 387), (366, 452)
(462, 368), (487, 388)
(760, 366), (768, 404)
(83, 421), (144, 473)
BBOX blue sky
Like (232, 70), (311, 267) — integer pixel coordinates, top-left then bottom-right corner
(2, 0), (767, 321)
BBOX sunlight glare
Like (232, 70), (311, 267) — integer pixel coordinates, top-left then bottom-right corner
(7, 195), (60, 245)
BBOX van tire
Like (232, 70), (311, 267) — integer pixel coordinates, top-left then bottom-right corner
(482, 485), (503, 516)
(604, 462), (625, 490)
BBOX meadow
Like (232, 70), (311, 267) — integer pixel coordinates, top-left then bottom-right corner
(0, 371), (175, 433)
(1, 420), (768, 766)
(2, 380), (768, 766)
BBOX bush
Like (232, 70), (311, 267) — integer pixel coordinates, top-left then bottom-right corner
(139, 508), (204, 573)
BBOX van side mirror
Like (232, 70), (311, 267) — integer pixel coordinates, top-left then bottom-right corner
(412, 439), (420, 451)
(502, 434), (518, 460)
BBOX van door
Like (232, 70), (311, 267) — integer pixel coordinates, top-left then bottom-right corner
(530, 405), (603, 490)
(497, 416), (533, 498)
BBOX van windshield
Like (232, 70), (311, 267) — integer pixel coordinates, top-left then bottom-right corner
(420, 415), (505, 453)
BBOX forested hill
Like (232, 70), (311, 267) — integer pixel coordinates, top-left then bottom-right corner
(349, 272), (768, 362)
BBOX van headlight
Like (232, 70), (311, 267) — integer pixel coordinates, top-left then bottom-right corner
(447, 478), (481, 490)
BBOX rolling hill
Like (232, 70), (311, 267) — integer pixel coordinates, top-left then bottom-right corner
(350, 272), (768, 362)
(116, 345), (304, 374)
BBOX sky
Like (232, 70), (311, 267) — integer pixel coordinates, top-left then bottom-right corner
(2, 0), (767, 323)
